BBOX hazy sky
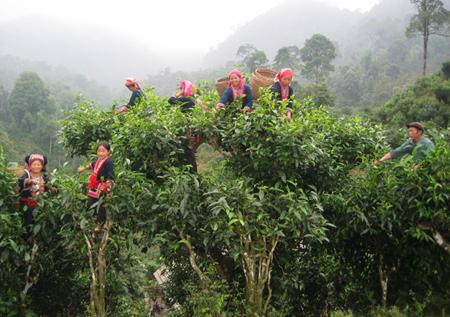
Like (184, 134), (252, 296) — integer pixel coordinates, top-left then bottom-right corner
(1, 0), (380, 53)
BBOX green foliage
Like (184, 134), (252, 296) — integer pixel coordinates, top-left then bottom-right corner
(58, 101), (115, 157)
(300, 82), (336, 107)
(1, 71), (71, 166)
(406, 0), (450, 74)
(216, 92), (385, 190)
(273, 46), (301, 71)
(406, 0), (450, 39)
(3, 79), (450, 316)
(236, 44), (269, 73)
(442, 60), (450, 79)
(322, 141), (450, 313)
(300, 34), (336, 83)
(8, 72), (56, 123)
(434, 80), (450, 102)
(375, 72), (450, 145)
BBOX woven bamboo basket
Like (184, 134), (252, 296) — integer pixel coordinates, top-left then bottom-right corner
(251, 68), (277, 98)
(215, 77), (229, 97)
(8, 165), (25, 177)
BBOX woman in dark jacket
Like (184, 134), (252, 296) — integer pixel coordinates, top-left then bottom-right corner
(270, 68), (294, 120)
(168, 80), (195, 113)
(78, 141), (114, 223)
(116, 78), (144, 113)
(216, 69), (253, 112)
(18, 154), (56, 234)
(168, 80), (198, 172)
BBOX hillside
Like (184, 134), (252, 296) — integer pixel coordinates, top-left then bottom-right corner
(203, 0), (450, 70)
(0, 16), (164, 87)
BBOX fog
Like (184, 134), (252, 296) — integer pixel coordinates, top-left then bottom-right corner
(2, 0), (447, 90)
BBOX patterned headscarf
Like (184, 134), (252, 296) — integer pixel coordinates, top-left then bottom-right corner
(27, 154), (46, 166)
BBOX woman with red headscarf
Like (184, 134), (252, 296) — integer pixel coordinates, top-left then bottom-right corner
(168, 80), (196, 113)
(216, 69), (253, 112)
(117, 78), (144, 113)
(18, 153), (57, 234)
(270, 68), (294, 120)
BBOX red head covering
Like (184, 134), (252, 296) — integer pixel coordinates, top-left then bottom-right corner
(228, 69), (245, 101)
(125, 78), (141, 91)
(179, 80), (193, 97)
(274, 68), (293, 100)
(274, 68), (294, 83)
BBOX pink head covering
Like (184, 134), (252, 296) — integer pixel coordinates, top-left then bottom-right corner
(28, 154), (45, 166)
(274, 68), (294, 83)
(274, 68), (293, 100)
(125, 78), (141, 91)
(228, 69), (245, 101)
(179, 80), (193, 97)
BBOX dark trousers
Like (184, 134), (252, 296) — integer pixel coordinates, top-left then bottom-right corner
(185, 146), (197, 173)
(88, 197), (107, 224)
(21, 203), (35, 240)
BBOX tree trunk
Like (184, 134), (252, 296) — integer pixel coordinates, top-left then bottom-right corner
(20, 242), (39, 310)
(378, 254), (389, 316)
(423, 33), (428, 76)
(84, 218), (113, 317)
(241, 234), (279, 316)
(419, 223), (450, 255)
(179, 231), (210, 290)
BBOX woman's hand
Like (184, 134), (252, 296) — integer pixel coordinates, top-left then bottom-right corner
(286, 109), (293, 121)
(77, 166), (86, 174)
(216, 103), (225, 110)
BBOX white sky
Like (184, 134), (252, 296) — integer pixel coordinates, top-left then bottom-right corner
(0, 0), (380, 54)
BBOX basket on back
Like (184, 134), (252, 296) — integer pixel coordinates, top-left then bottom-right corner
(215, 77), (229, 97)
(251, 68), (277, 99)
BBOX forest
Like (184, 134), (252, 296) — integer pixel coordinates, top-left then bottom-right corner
(0, 0), (449, 316)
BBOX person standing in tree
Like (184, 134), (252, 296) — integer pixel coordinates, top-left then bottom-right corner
(168, 80), (195, 112)
(168, 80), (198, 173)
(117, 78), (144, 113)
(216, 69), (253, 112)
(376, 122), (435, 163)
(78, 141), (114, 223)
(18, 154), (57, 236)
(270, 68), (295, 121)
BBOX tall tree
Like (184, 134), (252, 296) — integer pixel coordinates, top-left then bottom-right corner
(8, 72), (58, 155)
(300, 34), (336, 83)
(406, 0), (450, 75)
(236, 44), (268, 73)
(8, 72), (56, 123)
(273, 46), (301, 71)
(0, 85), (9, 120)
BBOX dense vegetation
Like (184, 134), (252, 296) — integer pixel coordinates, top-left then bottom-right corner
(0, 1), (449, 315)
(0, 82), (449, 316)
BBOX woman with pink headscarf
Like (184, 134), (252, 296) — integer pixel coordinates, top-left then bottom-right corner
(216, 69), (253, 112)
(168, 80), (198, 172)
(270, 68), (294, 120)
(168, 80), (195, 113)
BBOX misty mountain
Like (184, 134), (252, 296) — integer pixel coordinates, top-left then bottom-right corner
(203, 0), (450, 68)
(0, 16), (167, 88)
(0, 54), (115, 105)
